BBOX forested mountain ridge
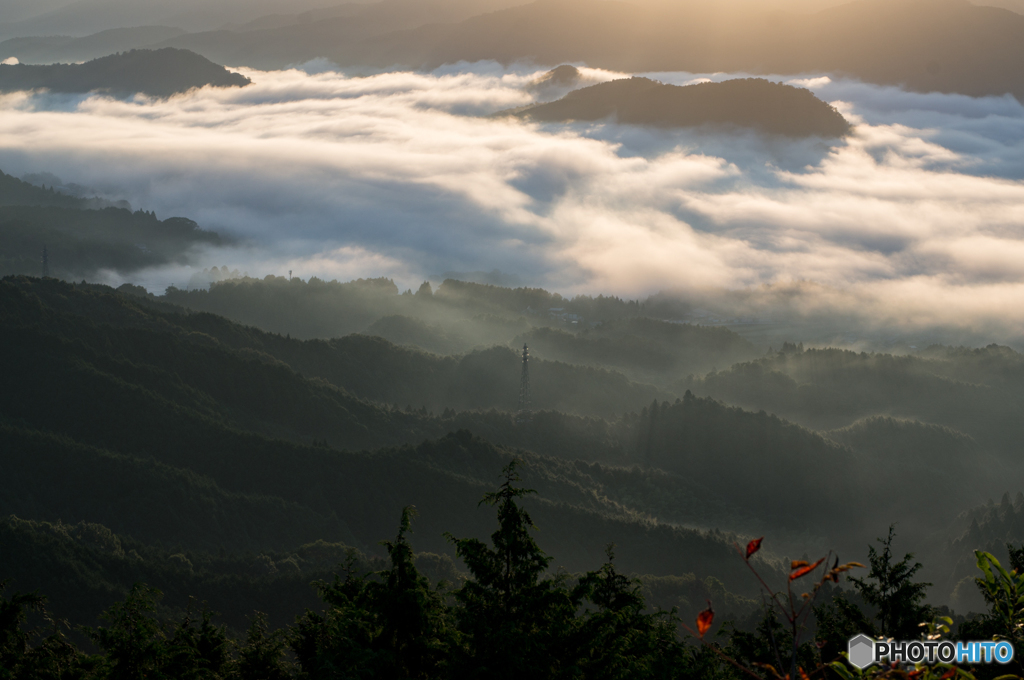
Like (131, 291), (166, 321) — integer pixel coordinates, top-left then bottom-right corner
(21, 276), (1011, 548)
(0, 275), (786, 628)
(0, 170), (93, 209)
(682, 346), (1024, 456)
(0, 205), (225, 280)
(0, 168), (228, 280)
(163, 274), (759, 388)
(0, 48), (250, 97)
(4, 273), (1022, 634)
(0, 26), (188, 65)
(507, 77), (851, 137)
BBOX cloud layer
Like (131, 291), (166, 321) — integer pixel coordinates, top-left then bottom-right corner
(1, 64), (1023, 341)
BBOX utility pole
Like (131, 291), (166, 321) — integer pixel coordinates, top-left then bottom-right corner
(517, 343), (531, 418)
(42, 245), (49, 278)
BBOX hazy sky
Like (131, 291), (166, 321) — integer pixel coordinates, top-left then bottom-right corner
(3, 0), (1023, 39)
(1, 62), (1023, 339)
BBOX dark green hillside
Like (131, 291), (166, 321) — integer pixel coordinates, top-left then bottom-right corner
(827, 415), (995, 499)
(683, 346), (1024, 455)
(365, 313), (531, 355)
(0, 48), (250, 97)
(288, 338), (669, 418)
(164, 276), (646, 341)
(0, 204), (225, 279)
(0, 424), (359, 553)
(1, 276), (959, 549)
(515, 317), (759, 386)
(916, 491), (1024, 608)
(161, 281), (676, 419)
(0, 276), (781, 606)
(0, 169), (89, 209)
(163, 276), (755, 391)
(511, 77), (851, 137)
(0, 515), (432, 633)
(6, 272), (1021, 677)
(166, 275), (405, 338)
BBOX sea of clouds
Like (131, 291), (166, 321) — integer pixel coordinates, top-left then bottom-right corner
(0, 62), (1023, 341)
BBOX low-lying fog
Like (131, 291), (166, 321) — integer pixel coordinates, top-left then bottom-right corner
(1, 62), (1023, 344)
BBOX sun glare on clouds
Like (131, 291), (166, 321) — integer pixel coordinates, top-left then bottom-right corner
(0, 64), (1023, 337)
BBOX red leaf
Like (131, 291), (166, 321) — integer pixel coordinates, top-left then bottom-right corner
(697, 603), (714, 638)
(939, 670), (956, 680)
(789, 557), (826, 581)
(745, 537), (764, 559)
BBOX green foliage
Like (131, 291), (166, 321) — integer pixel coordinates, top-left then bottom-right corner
(0, 581), (47, 679)
(446, 461), (578, 679)
(0, 276), (773, 601)
(235, 613), (291, 680)
(292, 508), (454, 679)
(724, 608), (819, 679)
(571, 547), (689, 679)
(88, 584), (166, 680)
(847, 526), (931, 640)
(813, 589), (873, 668)
(164, 604), (231, 680)
(971, 551), (1024, 651)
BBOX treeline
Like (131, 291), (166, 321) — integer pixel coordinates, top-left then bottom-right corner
(0, 48), (250, 97)
(4, 475), (1022, 680)
(0, 170), (226, 280)
(163, 275), (651, 344)
(0, 170), (92, 210)
(513, 319), (758, 387)
(163, 275), (758, 390)
(7, 275), (1020, 596)
(683, 346), (1024, 467)
(514, 77), (851, 138)
(0, 276), (772, 611)
(0, 478), (732, 680)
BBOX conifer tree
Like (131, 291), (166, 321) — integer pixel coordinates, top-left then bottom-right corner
(446, 461), (577, 679)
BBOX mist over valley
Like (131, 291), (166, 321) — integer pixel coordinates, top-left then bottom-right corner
(1, 2), (1024, 678)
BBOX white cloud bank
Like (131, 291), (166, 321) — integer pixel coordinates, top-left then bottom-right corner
(1, 64), (1023, 341)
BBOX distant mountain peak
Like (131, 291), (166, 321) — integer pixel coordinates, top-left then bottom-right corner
(0, 47), (251, 98)
(536, 64), (581, 86)
(510, 76), (851, 137)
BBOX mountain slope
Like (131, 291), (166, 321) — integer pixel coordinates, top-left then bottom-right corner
(0, 26), (187, 64)
(0, 204), (226, 279)
(509, 77), (850, 137)
(0, 48), (250, 97)
(157, 0), (1018, 101)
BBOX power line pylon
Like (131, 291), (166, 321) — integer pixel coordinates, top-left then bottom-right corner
(517, 343), (531, 420)
(42, 245), (49, 278)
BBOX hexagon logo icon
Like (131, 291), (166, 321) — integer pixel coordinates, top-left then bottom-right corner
(848, 634), (875, 669)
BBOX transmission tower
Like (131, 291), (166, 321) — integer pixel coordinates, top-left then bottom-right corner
(42, 245), (49, 278)
(517, 343), (531, 414)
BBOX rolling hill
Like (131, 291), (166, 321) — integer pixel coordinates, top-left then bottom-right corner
(507, 76), (851, 137)
(0, 47), (250, 97)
